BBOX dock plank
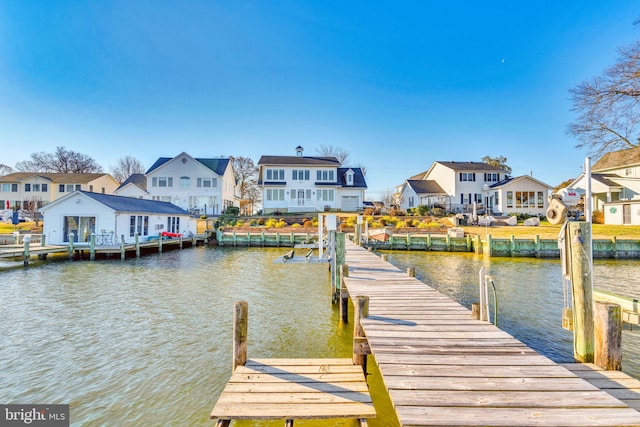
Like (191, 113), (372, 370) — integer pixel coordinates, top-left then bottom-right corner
(344, 241), (640, 426)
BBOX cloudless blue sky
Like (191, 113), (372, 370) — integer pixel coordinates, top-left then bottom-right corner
(1, 1), (639, 199)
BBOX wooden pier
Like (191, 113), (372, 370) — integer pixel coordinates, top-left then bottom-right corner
(342, 241), (640, 426)
(210, 301), (375, 426)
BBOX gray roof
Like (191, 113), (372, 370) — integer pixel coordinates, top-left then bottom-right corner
(407, 179), (446, 194)
(258, 155), (340, 166)
(81, 191), (189, 214)
(338, 167), (367, 188)
(592, 146), (640, 171)
(437, 161), (506, 172)
(0, 172), (111, 183)
(146, 157), (230, 176)
(116, 173), (147, 191)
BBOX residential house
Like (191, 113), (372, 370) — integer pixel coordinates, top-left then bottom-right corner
(396, 161), (507, 213)
(566, 146), (640, 224)
(0, 172), (119, 211)
(487, 175), (553, 216)
(257, 146), (367, 213)
(143, 152), (236, 215)
(113, 173), (149, 199)
(40, 190), (193, 245)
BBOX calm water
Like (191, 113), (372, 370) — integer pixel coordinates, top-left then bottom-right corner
(1, 247), (639, 426)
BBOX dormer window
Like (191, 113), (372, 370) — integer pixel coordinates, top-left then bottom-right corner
(345, 169), (354, 186)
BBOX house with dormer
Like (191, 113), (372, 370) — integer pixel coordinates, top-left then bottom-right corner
(257, 146), (367, 213)
(143, 152), (237, 215)
(396, 161), (507, 213)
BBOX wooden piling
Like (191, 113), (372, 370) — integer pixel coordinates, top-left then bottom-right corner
(135, 234), (140, 257)
(353, 295), (369, 371)
(68, 234), (74, 258)
(340, 264), (349, 323)
(233, 301), (248, 371)
(23, 238), (30, 266)
(471, 303), (480, 320)
(594, 301), (622, 371)
(90, 233), (96, 261)
(569, 221), (594, 363)
(381, 254), (387, 262)
(407, 267), (415, 277)
(158, 232), (163, 253)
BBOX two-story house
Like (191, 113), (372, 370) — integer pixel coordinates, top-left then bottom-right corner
(0, 172), (119, 211)
(396, 161), (553, 215)
(566, 146), (640, 224)
(258, 146), (367, 213)
(141, 152), (236, 215)
(397, 161), (507, 212)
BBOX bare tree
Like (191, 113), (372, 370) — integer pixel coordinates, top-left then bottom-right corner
(110, 156), (145, 183)
(568, 39), (640, 157)
(231, 156), (260, 215)
(315, 145), (350, 165)
(482, 155), (512, 175)
(15, 146), (103, 173)
(23, 195), (43, 227)
(0, 164), (12, 175)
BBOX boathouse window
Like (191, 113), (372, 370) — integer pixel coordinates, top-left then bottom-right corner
(129, 215), (150, 236)
(63, 216), (96, 242)
(506, 191), (513, 208)
(180, 177), (190, 189)
(167, 216), (180, 233)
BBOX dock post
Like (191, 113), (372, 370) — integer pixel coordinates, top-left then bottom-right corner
(120, 235), (126, 260)
(426, 233), (432, 250)
(612, 236), (618, 258)
(68, 234), (75, 258)
(247, 232), (251, 247)
(381, 254), (387, 262)
(233, 301), (248, 371)
(471, 303), (480, 320)
(406, 233), (411, 250)
(510, 235), (516, 256)
(23, 237), (30, 266)
(353, 295), (369, 372)
(340, 264), (349, 323)
(90, 233), (96, 261)
(135, 233), (140, 257)
(41, 234), (46, 247)
(407, 267), (415, 277)
(594, 301), (622, 370)
(158, 232), (163, 253)
(261, 231), (265, 247)
(179, 234), (183, 249)
(535, 235), (541, 257)
(276, 232), (280, 247)
(335, 232), (346, 292)
(568, 221), (594, 363)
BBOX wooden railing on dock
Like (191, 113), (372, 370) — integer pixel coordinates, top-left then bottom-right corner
(342, 240), (640, 426)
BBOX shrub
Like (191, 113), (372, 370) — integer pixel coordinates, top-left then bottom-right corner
(431, 207), (445, 217)
(388, 207), (405, 216)
(225, 206), (240, 216)
(264, 218), (279, 228)
(416, 205), (430, 216)
(291, 223), (301, 228)
(592, 210), (604, 224)
(303, 220), (313, 228)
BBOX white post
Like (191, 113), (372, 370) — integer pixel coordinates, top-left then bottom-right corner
(479, 267), (487, 321)
(585, 157), (592, 223)
(318, 213), (324, 259)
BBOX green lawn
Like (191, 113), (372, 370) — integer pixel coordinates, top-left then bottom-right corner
(462, 222), (640, 240)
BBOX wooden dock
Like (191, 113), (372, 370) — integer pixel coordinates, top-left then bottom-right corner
(342, 241), (640, 426)
(210, 301), (375, 426)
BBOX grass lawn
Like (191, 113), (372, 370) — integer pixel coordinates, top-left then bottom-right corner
(0, 221), (41, 234)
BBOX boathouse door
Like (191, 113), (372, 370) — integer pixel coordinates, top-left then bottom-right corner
(623, 204), (631, 224)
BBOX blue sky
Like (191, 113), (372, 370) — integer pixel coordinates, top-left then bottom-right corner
(1, 1), (639, 199)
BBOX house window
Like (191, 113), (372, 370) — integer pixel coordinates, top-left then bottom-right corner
(316, 170), (335, 181)
(317, 189), (334, 201)
(42, 184), (48, 192)
(408, 196), (414, 207)
(266, 189), (285, 201)
(484, 173), (500, 182)
(459, 173), (476, 182)
(506, 191), (513, 208)
(75, 184), (81, 190)
(537, 191), (544, 208)
(89, 185), (93, 192)
(347, 174), (353, 184)
(494, 191), (499, 205)
(25, 184), (31, 192)
(2, 184), (18, 192)
(180, 176), (190, 189)
(292, 170), (310, 180)
(626, 168), (633, 177)
(129, 216), (148, 236)
(266, 169), (285, 181)
(59, 184), (65, 192)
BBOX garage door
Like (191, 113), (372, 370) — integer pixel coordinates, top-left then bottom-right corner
(341, 196), (359, 212)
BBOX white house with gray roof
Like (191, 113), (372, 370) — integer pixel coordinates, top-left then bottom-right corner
(142, 152), (236, 215)
(258, 146), (367, 213)
(40, 190), (193, 245)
